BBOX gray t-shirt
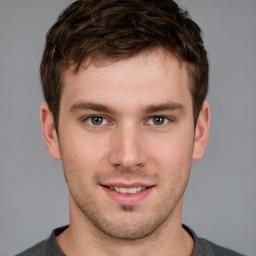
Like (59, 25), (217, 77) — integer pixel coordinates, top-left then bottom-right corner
(16, 225), (245, 256)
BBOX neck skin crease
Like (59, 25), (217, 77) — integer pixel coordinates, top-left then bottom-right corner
(56, 196), (194, 256)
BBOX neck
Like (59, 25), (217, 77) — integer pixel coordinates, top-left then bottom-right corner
(56, 197), (194, 256)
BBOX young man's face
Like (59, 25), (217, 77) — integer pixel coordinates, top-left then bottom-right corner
(41, 49), (209, 240)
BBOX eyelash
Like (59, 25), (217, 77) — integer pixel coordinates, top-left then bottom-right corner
(82, 115), (110, 126)
(146, 116), (173, 126)
(82, 115), (173, 127)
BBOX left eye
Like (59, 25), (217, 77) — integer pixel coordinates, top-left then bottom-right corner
(86, 115), (107, 126)
(147, 116), (169, 126)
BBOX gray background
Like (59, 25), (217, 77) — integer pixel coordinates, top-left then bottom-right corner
(0, 1), (255, 255)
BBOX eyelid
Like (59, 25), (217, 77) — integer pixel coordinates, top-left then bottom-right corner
(146, 115), (174, 125)
(82, 115), (111, 126)
(81, 114), (174, 127)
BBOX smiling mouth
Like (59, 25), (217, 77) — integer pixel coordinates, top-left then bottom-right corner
(101, 184), (154, 204)
(108, 186), (147, 194)
(102, 185), (154, 194)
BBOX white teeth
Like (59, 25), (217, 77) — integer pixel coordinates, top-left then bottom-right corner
(110, 187), (146, 194)
(119, 188), (127, 193)
(136, 187), (142, 192)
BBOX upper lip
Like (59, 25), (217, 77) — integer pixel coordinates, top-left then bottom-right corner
(101, 182), (155, 188)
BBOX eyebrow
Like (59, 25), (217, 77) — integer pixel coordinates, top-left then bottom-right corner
(70, 102), (117, 114)
(142, 102), (184, 114)
(70, 101), (184, 115)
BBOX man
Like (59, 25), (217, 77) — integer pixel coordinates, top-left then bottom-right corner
(17, 0), (244, 255)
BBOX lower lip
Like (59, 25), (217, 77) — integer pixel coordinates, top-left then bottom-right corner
(102, 186), (153, 205)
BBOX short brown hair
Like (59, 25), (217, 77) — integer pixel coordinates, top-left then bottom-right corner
(40, 0), (208, 127)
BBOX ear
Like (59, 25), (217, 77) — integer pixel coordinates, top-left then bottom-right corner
(40, 103), (61, 160)
(192, 102), (211, 161)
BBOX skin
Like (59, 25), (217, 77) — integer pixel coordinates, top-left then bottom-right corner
(41, 49), (210, 256)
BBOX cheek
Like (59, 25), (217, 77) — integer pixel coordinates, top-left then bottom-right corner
(147, 130), (194, 184)
(60, 126), (108, 160)
(149, 131), (194, 165)
(59, 128), (114, 189)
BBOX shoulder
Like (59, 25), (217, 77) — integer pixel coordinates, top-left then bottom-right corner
(197, 237), (246, 256)
(182, 224), (245, 256)
(15, 226), (68, 256)
(15, 240), (48, 256)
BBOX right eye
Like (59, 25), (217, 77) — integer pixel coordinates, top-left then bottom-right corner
(84, 115), (108, 126)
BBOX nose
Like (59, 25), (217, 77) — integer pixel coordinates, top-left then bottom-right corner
(108, 124), (147, 172)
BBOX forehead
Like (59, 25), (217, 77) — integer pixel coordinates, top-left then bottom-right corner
(60, 49), (192, 112)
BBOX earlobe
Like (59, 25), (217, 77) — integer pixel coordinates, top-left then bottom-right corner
(40, 103), (61, 160)
(192, 102), (211, 161)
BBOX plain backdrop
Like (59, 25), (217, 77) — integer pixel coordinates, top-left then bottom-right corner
(0, 1), (255, 255)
